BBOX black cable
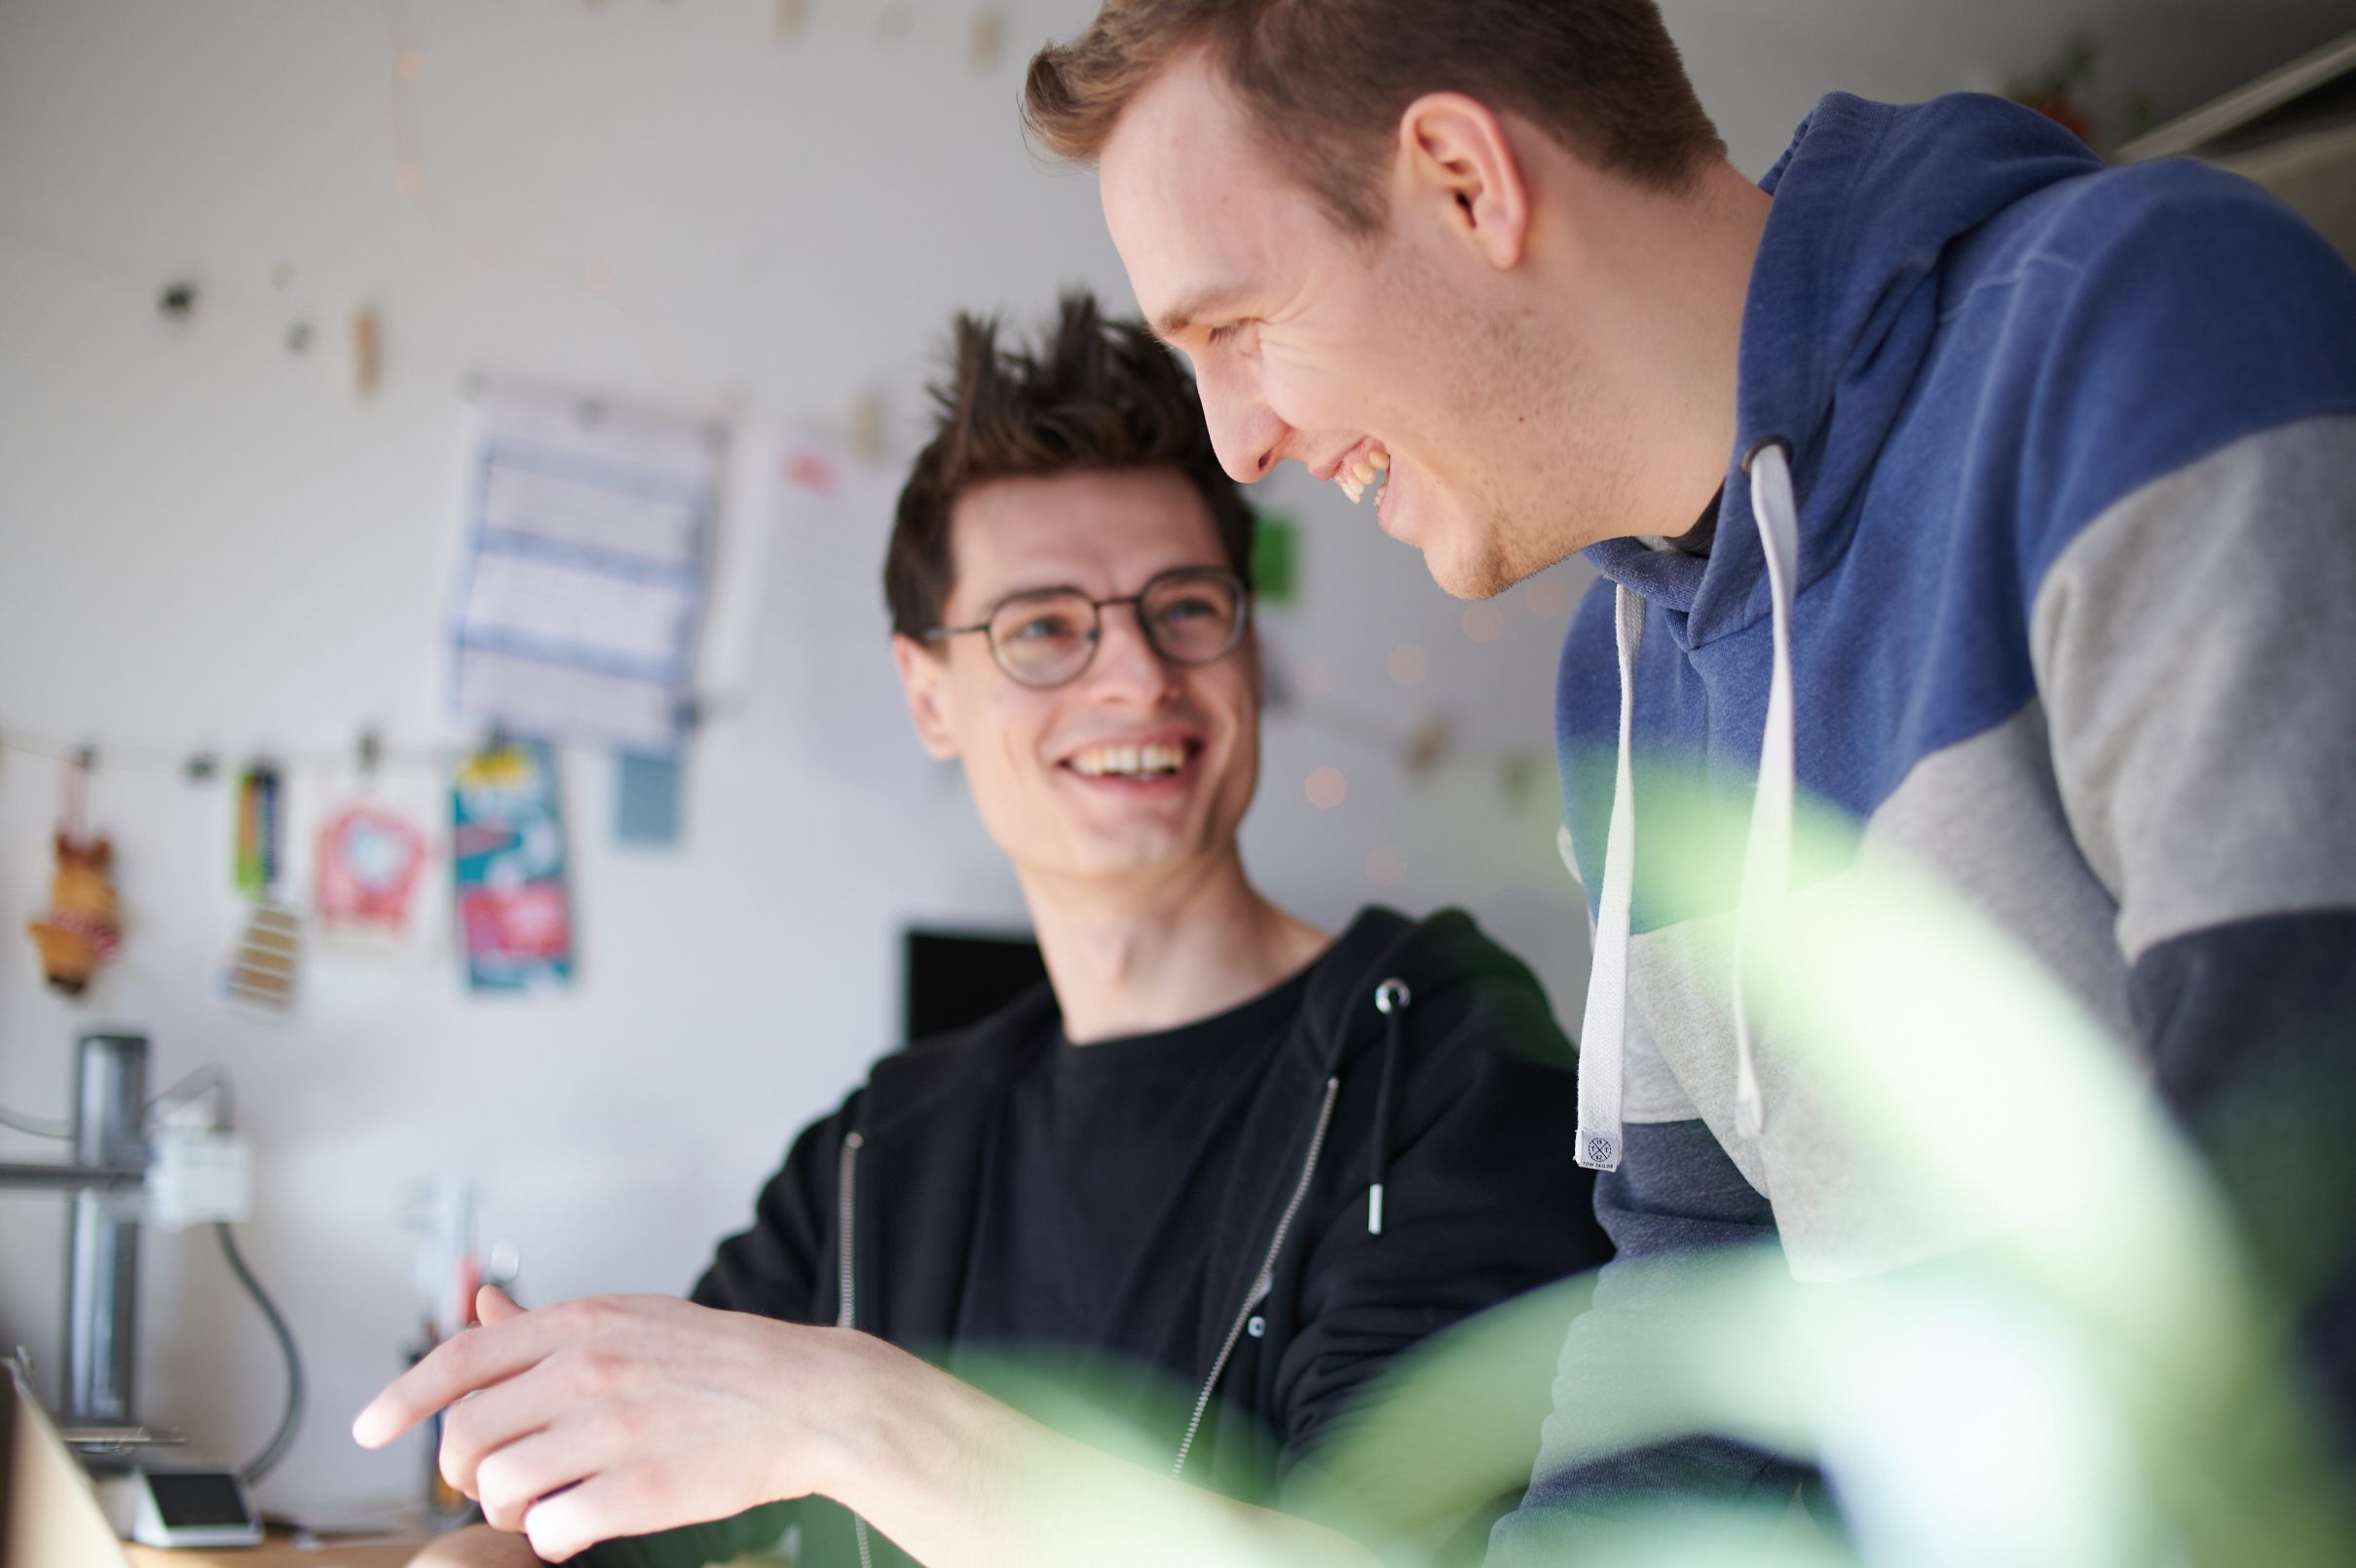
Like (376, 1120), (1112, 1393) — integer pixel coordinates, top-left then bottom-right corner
(215, 1223), (304, 1484)
(0, 1102), (74, 1139)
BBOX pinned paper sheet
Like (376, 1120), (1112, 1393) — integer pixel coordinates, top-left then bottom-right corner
(222, 904), (301, 1014)
(316, 803), (429, 931)
(452, 742), (574, 992)
(743, 441), (914, 784)
(449, 383), (724, 754)
(615, 752), (683, 846)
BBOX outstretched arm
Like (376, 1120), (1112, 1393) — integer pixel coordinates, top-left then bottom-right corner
(356, 1286), (1376, 1568)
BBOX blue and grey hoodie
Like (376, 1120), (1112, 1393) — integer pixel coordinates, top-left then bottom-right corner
(1510, 91), (2356, 1527)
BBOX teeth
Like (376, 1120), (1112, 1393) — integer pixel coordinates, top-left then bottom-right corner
(1070, 742), (1188, 777)
(1334, 441), (1389, 505)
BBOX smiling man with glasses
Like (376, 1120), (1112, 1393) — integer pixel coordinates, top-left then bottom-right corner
(359, 291), (1608, 1568)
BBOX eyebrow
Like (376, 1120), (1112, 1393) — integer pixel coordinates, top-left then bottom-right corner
(966, 563), (1237, 617)
(1148, 283), (1253, 346)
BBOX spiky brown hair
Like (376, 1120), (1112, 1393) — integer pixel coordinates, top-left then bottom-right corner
(885, 289), (1254, 640)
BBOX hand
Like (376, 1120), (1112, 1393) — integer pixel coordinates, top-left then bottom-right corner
(354, 1287), (875, 1562)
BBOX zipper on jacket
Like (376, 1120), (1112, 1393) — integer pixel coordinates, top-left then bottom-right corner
(835, 1130), (863, 1330)
(835, 1130), (875, 1568)
(1171, 1075), (1342, 1480)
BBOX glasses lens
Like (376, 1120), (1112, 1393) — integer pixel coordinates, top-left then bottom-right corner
(1141, 572), (1244, 664)
(989, 591), (1098, 687)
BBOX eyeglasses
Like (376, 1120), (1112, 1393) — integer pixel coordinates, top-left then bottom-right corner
(924, 566), (1252, 690)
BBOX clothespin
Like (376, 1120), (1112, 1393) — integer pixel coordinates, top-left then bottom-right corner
(352, 307), (380, 398)
(848, 389), (885, 467)
(969, 8), (1006, 70)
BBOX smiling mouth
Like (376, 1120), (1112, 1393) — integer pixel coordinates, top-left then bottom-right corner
(1333, 439), (1391, 505)
(1064, 740), (1200, 780)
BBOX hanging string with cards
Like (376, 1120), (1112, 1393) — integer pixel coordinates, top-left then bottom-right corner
(9, 723), (467, 1006)
(0, 723), (462, 782)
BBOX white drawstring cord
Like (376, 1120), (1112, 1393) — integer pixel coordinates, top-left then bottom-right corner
(1574, 584), (1644, 1173)
(1576, 438), (1798, 1164)
(1731, 438), (1801, 1140)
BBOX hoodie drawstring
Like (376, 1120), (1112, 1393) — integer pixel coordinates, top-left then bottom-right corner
(1733, 437), (1800, 1139)
(1366, 978), (1411, 1234)
(1573, 586), (1643, 1173)
(1574, 437), (1801, 1167)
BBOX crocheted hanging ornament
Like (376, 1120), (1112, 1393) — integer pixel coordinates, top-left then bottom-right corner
(26, 830), (122, 997)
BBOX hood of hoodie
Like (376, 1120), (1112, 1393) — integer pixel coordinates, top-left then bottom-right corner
(1581, 92), (2103, 648)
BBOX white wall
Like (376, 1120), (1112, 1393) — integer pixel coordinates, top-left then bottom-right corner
(2, 0), (2344, 1514)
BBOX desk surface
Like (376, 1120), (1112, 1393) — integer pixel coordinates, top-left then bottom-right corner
(125, 1527), (427, 1567)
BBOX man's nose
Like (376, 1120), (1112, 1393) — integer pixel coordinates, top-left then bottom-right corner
(1196, 359), (1290, 485)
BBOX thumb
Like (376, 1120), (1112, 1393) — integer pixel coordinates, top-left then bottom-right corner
(475, 1283), (525, 1325)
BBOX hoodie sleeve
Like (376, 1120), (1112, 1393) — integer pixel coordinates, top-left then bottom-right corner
(576, 1103), (858, 1568)
(2017, 165), (2356, 1426)
(1269, 953), (1606, 1495)
(691, 1096), (857, 1317)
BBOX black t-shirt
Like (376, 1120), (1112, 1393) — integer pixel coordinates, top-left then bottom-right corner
(947, 962), (1317, 1409)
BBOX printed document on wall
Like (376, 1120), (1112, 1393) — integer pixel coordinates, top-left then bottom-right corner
(448, 384), (725, 754)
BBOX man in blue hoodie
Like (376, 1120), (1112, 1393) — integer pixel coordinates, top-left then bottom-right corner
(1025, 0), (2356, 1543)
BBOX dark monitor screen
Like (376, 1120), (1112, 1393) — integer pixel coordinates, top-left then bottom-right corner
(145, 1471), (253, 1527)
(903, 928), (1048, 1041)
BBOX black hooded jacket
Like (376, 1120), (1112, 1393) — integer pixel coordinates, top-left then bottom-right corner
(588, 907), (1608, 1567)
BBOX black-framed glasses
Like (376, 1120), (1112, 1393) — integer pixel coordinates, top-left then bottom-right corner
(924, 566), (1252, 690)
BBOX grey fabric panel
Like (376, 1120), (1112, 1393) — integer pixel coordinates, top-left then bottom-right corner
(1622, 914), (1960, 1281)
(2029, 416), (2356, 962)
(1623, 921), (1744, 1142)
(1854, 699), (2136, 1053)
(1612, 704), (2135, 1279)
(1621, 944), (1710, 1127)
(1560, 818), (1703, 1127)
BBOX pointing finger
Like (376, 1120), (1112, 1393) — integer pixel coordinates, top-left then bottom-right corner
(352, 1307), (564, 1449)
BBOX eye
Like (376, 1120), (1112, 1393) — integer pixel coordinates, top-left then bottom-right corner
(1205, 319), (1255, 351)
(1006, 611), (1082, 643)
(1157, 592), (1220, 624)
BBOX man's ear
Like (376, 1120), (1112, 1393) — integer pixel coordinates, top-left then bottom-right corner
(892, 633), (961, 761)
(1396, 93), (1531, 271)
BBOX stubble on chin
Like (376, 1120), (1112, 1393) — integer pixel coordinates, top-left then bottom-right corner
(1440, 327), (1626, 597)
(1423, 516), (1519, 601)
